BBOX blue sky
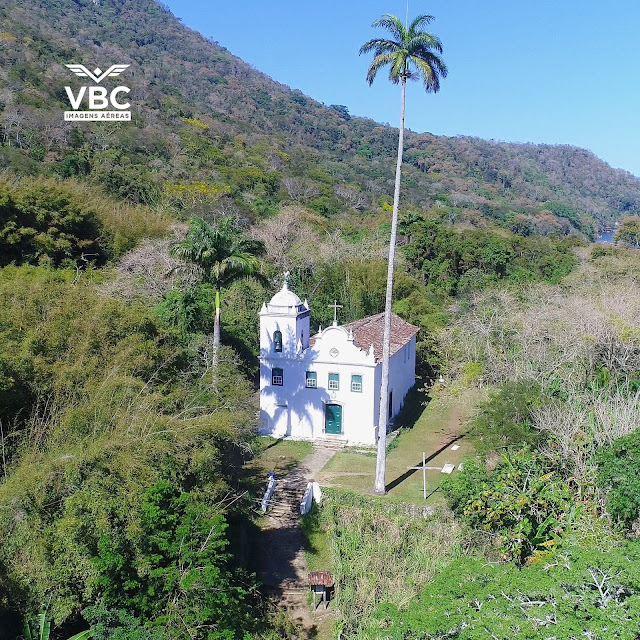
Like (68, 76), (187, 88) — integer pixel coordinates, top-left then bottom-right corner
(164, 1), (640, 177)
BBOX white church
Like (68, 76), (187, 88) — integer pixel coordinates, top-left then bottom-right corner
(259, 277), (419, 446)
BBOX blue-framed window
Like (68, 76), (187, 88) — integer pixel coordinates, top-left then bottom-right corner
(272, 367), (283, 386)
(351, 374), (362, 392)
(306, 371), (317, 388)
(328, 373), (339, 390)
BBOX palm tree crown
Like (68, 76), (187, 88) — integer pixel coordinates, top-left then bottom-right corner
(170, 216), (265, 288)
(359, 14), (447, 90)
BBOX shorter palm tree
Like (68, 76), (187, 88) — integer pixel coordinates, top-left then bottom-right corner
(170, 217), (266, 373)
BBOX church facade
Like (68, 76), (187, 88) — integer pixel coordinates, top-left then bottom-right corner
(258, 279), (418, 446)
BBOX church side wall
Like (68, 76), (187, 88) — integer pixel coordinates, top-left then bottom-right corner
(373, 363), (381, 438)
(387, 335), (417, 419)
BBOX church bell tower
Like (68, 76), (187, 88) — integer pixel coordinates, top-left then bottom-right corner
(259, 274), (310, 358)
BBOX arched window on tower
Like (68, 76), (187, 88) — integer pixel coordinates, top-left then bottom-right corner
(274, 330), (283, 352)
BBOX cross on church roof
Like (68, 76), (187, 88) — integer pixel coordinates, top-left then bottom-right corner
(328, 299), (343, 325)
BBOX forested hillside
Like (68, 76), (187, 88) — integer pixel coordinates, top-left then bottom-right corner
(2, 1), (640, 639)
(2, 0), (640, 236)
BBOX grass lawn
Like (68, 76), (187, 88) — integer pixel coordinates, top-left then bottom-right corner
(301, 505), (333, 573)
(317, 386), (485, 504)
(245, 436), (313, 477)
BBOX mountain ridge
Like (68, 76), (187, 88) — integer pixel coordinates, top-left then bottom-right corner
(1, 0), (640, 233)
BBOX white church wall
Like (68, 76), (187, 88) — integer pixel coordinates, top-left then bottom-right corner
(259, 359), (378, 445)
(387, 335), (417, 419)
(306, 325), (378, 445)
(260, 336), (417, 444)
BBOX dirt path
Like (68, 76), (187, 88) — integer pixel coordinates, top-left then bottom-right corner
(257, 444), (337, 637)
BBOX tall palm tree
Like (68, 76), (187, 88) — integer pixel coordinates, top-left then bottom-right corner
(360, 14), (447, 494)
(170, 216), (266, 373)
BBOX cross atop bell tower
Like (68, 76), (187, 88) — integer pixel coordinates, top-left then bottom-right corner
(328, 299), (343, 326)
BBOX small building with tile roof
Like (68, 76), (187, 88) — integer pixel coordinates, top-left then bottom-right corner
(259, 279), (418, 446)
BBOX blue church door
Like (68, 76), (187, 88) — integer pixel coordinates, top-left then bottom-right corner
(325, 404), (343, 435)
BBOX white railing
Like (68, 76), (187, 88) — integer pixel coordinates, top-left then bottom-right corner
(261, 474), (277, 512)
(300, 481), (323, 515)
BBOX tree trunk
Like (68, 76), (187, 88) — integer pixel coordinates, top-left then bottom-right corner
(212, 288), (221, 381)
(374, 76), (406, 495)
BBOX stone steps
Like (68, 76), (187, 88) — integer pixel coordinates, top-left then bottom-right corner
(265, 484), (306, 517)
(313, 437), (347, 451)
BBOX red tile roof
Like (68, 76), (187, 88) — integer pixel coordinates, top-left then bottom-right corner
(308, 571), (333, 587)
(343, 312), (419, 361)
(309, 313), (420, 362)
(309, 313), (419, 361)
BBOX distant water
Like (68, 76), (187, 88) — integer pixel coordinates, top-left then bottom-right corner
(595, 230), (616, 244)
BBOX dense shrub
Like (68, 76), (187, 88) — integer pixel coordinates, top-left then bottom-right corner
(0, 419), (259, 636)
(86, 481), (259, 639)
(0, 175), (169, 266)
(154, 284), (216, 338)
(400, 216), (579, 295)
(470, 380), (544, 452)
(0, 177), (104, 266)
(0, 262), (263, 635)
(442, 449), (581, 564)
(439, 457), (492, 516)
(0, 266), (185, 449)
(614, 216), (640, 248)
(371, 542), (640, 640)
(597, 430), (640, 530)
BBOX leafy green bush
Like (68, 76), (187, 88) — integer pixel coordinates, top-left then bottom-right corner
(442, 449), (581, 564)
(0, 177), (104, 267)
(88, 481), (258, 639)
(0, 175), (169, 265)
(439, 457), (491, 515)
(0, 266), (186, 447)
(597, 430), (640, 529)
(470, 380), (544, 452)
(614, 216), (640, 248)
(154, 284), (215, 338)
(370, 542), (640, 640)
(0, 363), (257, 635)
(84, 605), (168, 640)
(392, 288), (449, 379)
(400, 215), (579, 296)
(0, 261), (266, 635)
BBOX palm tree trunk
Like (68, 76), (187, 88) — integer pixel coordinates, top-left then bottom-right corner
(374, 75), (406, 495)
(212, 288), (221, 377)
